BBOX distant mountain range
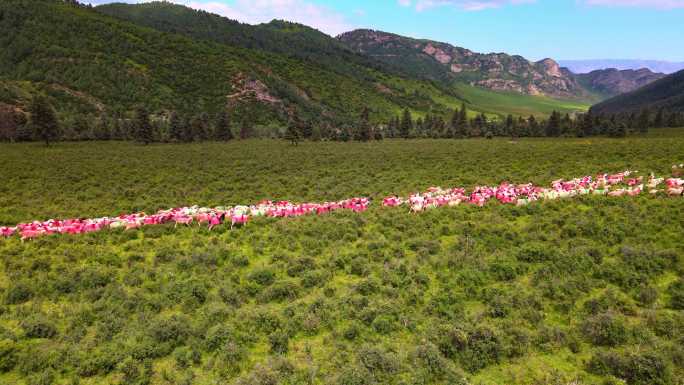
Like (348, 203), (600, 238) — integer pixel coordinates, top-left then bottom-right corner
(591, 69), (684, 115)
(559, 60), (684, 75)
(337, 29), (665, 101)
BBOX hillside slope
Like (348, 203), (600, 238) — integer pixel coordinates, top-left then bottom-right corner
(337, 29), (586, 99)
(92, 1), (590, 118)
(590, 69), (684, 114)
(0, 0), (471, 127)
(576, 68), (665, 98)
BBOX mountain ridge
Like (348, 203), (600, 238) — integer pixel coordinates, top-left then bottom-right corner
(590, 69), (684, 115)
(560, 59), (684, 75)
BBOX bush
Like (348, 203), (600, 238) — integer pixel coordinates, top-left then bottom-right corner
(0, 339), (17, 372)
(173, 346), (201, 369)
(149, 315), (191, 346)
(411, 343), (467, 384)
(460, 326), (502, 372)
(357, 345), (398, 379)
(582, 312), (628, 347)
(587, 350), (672, 385)
(667, 279), (684, 310)
(21, 316), (57, 339)
(4, 282), (33, 305)
(248, 268), (276, 286)
(268, 331), (289, 354)
(258, 280), (300, 303)
(343, 322), (362, 340)
(516, 243), (556, 263)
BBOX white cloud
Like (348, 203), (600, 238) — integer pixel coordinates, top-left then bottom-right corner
(84, 0), (354, 36)
(582, 0), (684, 9)
(399, 0), (535, 11)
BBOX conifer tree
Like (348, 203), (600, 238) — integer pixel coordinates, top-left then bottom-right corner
(214, 111), (233, 141)
(285, 108), (301, 145)
(637, 108), (650, 134)
(357, 107), (372, 141)
(449, 108), (459, 138)
(654, 108), (665, 128)
(29, 96), (59, 146)
(133, 107), (153, 145)
(168, 112), (183, 142)
(546, 111), (561, 137)
(400, 108), (413, 139)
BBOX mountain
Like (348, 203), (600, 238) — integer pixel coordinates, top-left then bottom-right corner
(92, 1), (592, 118)
(560, 59), (684, 75)
(590, 69), (684, 115)
(337, 29), (586, 99)
(94, 2), (395, 81)
(0, 0), (484, 128)
(576, 68), (666, 98)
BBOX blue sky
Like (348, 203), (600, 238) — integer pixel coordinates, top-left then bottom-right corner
(86, 0), (684, 61)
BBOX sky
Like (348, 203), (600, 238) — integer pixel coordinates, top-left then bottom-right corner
(84, 0), (684, 62)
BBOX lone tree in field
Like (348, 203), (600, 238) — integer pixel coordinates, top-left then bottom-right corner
(29, 96), (59, 146)
(133, 107), (153, 145)
(400, 108), (413, 139)
(214, 111), (233, 141)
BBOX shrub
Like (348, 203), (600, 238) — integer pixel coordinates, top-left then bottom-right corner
(371, 315), (395, 334)
(635, 285), (658, 307)
(582, 312), (628, 347)
(173, 346), (201, 369)
(21, 316), (57, 339)
(587, 350), (672, 385)
(268, 331), (289, 354)
(411, 343), (467, 384)
(149, 315), (191, 346)
(357, 345), (398, 379)
(343, 322), (362, 340)
(258, 280), (300, 303)
(0, 339), (17, 372)
(248, 268), (276, 286)
(667, 279), (684, 310)
(4, 282), (33, 305)
(461, 326), (503, 372)
(516, 243), (556, 263)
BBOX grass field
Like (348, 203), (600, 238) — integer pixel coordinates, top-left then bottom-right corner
(0, 130), (683, 385)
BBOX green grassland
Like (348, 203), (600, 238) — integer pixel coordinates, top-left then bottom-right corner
(0, 131), (683, 385)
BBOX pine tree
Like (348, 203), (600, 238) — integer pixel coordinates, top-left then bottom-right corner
(240, 118), (252, 140)
(528, 115), (539, 136)
(637, 108), (650, 134)
(448, 108), (459, 138)
(133, 107), (153, 145)
(285, 108), (301, 145)
(168, 112), (183, 142)
(546, 111), (561, 137)
(654, 108), (665, 128)
(214, 111), (233, 141)
(357, 107), (372, 141)
(561, 113), (573, 136)
(400, 108), (413, 139)
(29, 96), (59, 146)
(667, 110), (678, 128)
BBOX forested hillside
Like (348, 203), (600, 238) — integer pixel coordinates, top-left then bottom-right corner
(591, 70), (684, 115)
(0, 0), (467, 134)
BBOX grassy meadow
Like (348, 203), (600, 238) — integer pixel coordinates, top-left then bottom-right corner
(0, 130), (683, 385)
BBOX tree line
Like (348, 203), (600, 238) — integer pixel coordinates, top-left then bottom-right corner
(2, 97), (683, 146)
